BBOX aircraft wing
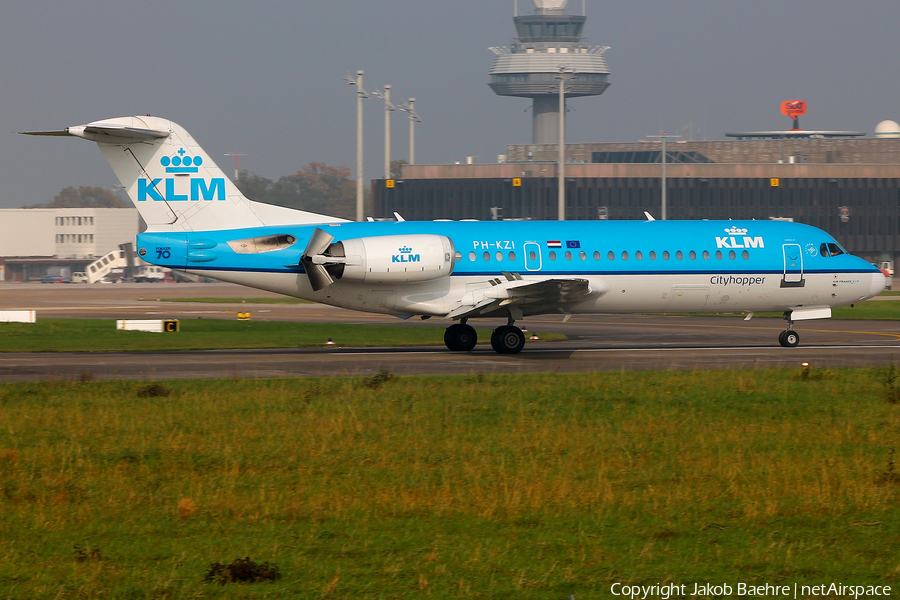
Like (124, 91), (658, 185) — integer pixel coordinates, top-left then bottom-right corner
(445, 274), (604, 320)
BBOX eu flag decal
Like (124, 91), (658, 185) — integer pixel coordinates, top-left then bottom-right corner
(566, 240), (581, 249)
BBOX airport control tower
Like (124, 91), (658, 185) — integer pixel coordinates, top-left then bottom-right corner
(489, 0), (610, 145)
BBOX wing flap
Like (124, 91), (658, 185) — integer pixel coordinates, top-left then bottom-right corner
(445, 276), (603, 320)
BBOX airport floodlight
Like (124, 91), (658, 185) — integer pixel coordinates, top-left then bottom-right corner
(553, 65), (576, 220)
(372, 86), (397, 180)
(397, 98), (422, 166)
(645, 133), (682, 220)
(344, 70), (368, 222)
(223, 153), (248, 182)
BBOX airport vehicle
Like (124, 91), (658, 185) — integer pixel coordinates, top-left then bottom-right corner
(71, 271), (88, 283)
(40, 267), (71, 284)
(24, 116), (885, 353)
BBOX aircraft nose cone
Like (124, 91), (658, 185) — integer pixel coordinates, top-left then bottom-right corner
(867, 271), (886, 299)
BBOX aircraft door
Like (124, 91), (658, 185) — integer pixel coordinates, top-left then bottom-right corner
(524, 242), (542, 271)
(782, 243), (804, 286)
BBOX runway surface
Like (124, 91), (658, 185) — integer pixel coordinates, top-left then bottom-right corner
(2, 282), (899, 382)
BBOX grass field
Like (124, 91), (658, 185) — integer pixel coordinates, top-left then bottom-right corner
(0, 319), (564, 353)
(1, 369), (899, 598)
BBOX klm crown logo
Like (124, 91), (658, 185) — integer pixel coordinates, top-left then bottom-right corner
(724, 226), (748, 236)
(160, 148), (203, 174)
(392, 245), (420, 263)
(138, 146), (224, 203)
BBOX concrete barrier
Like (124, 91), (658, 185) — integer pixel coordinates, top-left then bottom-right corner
(116, 319), (179, 333)
(0, 310), (36, 323)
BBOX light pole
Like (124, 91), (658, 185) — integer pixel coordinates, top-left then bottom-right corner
(345, 70), (368, 222)
(397, 98), (422, 165)
(646, 133), (681, 220)
(223, 153), (247, 181)
(554, 65), (575, 221)
(372, 86), (397, 179)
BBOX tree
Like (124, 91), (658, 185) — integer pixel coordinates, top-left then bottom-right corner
(235, 162), (357, 220)
(28, 186), (126, 208)
(390, 159), (408, 179)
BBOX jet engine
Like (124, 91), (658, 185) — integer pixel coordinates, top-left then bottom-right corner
(300, 229), (454, 290)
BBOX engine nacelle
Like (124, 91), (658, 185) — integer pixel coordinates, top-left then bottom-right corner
(325, 234), (455, 284)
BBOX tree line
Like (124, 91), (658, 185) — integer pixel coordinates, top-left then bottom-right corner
(31, 159), (409, 219)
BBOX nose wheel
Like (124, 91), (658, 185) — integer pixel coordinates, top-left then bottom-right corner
(778, 330), (800, 347)
(490, 325), (526, 354)
(778, 311), (801, 347)
(444, 323), (477, 351)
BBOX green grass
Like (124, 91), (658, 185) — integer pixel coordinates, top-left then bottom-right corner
(1, 368), (899, 597)
(151, 297), (311, 304)
(0, 319), (564, 353)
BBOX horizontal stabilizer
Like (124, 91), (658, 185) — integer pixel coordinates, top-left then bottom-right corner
(22, 123), (170, 143)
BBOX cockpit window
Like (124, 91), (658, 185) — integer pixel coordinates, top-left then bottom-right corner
(820, 242), (845, 258)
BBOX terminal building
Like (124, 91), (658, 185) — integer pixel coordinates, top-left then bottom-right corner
(373, 1), (900, 266)
(0, 208), (138, 282)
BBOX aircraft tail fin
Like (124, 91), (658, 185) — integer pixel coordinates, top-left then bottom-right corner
(22, 116), (347, 231)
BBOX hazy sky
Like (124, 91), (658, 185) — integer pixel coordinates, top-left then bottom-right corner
(3, 0), (899, 208)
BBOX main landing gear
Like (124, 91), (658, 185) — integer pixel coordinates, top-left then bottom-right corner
(444, 320), (478, 351)
(443, 318), (527, 354)
(778, 312), (800, 348)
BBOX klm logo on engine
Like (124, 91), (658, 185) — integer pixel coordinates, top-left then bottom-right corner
(392, 245), (420, 263)
(716, 227), (764, 249)
(138, 149), (225, 201)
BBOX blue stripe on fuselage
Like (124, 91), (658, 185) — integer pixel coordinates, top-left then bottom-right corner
(136, 220), (879, 276)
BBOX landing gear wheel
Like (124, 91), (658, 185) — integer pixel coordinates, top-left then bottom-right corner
(490, 325), (526, 354)
(444, 324), (477, 351)
(779, 330), (800, 348)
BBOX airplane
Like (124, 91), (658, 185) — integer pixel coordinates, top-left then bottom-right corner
(23, 116), (885, 354)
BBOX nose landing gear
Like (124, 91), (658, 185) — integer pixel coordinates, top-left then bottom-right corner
(778, 312), (800, 347)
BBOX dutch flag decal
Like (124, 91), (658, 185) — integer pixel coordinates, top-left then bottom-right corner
(547, 240), (562, 248)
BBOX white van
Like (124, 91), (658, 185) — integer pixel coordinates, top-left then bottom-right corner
(71, 272), (89, 284)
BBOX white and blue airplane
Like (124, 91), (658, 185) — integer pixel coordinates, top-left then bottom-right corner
(24, 116), (885, 354)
